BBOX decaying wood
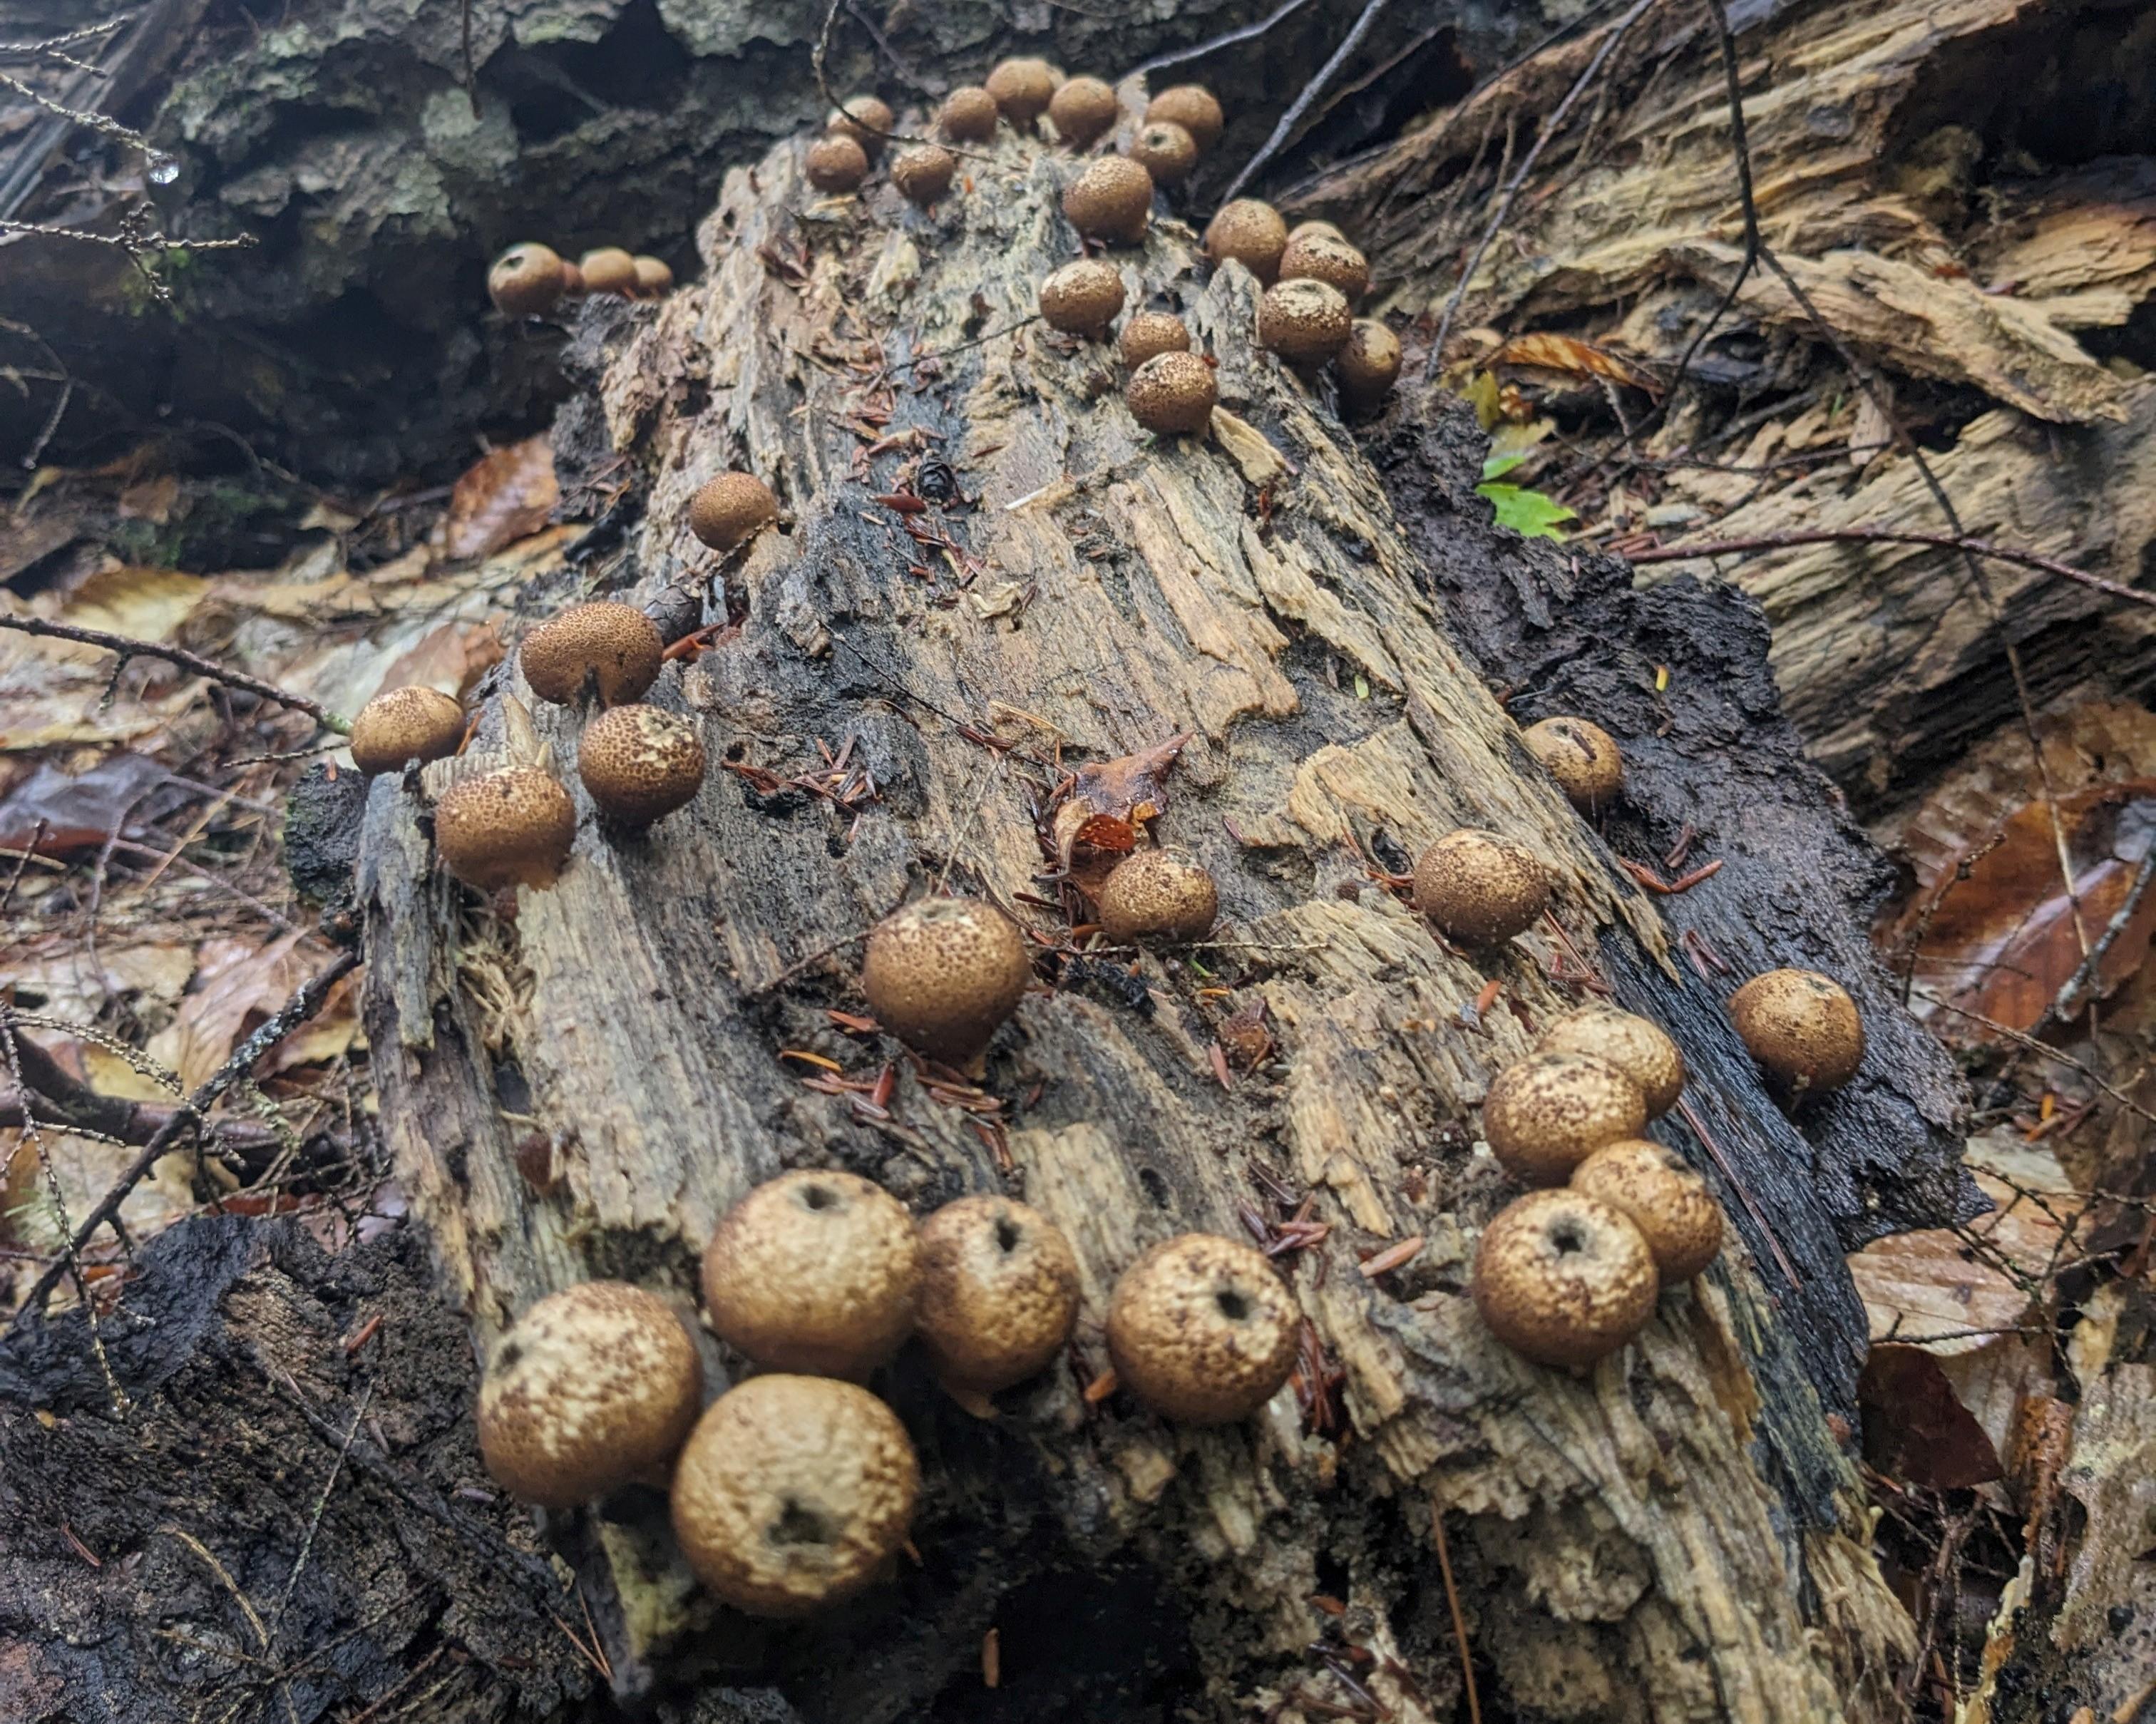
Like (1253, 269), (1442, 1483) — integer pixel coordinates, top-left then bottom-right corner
(353, 121), (1961, 1719)
(1292, 0), (2156, 817)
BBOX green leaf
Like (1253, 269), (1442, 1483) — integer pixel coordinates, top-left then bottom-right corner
(1480, 453), (1527, 481)
(1475, 481), (1577, 540)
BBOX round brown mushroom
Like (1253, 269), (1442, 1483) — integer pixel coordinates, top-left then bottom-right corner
(985, 57), (1057, 126)
(860, 895), (1034, 1070)
(890, 143), (957, 207)
(938, 85), (1000, 142)
(632, 255), (674, 296)
(1472, 1189), (1659, 1369)
(701, 1169), (922, 1377)
(1536, 1005), (1685, 1119)
(1729, 968), (1864, 1093)
(1126, 120), (1197, 187)
(1337, 318), (1402, 411)
(1038, 258), (1126, 337)
(1063, 155), (1154, 244)
(1277, 230), (1369, 301)
(1144, 84), (1223, 153)
(827, 94), (893, 155)
(688, 471), (779, 553)
(578, 704), (706, 828)
(1047, 75), (1119, 148)
(1521, 715), (1623, 812)
(1288, 220), (1345, 245)
(477, 1281), (702, 1507)
(350, 685), (466, 775)
(1412, 828), (1551, 946)
(520, 601), (664, 707)
(560, 260), (586, 295)
(1203, 199), (1288, 281)
(1124, 350), (1218, 436)
(1096, 845), (1218, 938)
(488, 243), (566, 317)
(1107, 1233), (1298, 1423)
(805, 133), (870, 193)
(1256, 277), (1352, 365)
(579, 247), (639, 296)
(1118, 309), (1190, 370)
(671, 1374), (919, 1616)
(1482, 1050), (1648, 1186)
(433, 766), (577, 893)
(916, 1195), (1081, 1394)
(1570, 1140), (1723, 1281)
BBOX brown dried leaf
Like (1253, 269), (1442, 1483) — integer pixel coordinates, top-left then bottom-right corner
(1491, 332), (1663, 395)
(1857, 1344), (2005, 1489)
(438, 437), (558, 561)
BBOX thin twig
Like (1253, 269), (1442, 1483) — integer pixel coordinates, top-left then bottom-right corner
(2046, 843), (2156, 1027)
(1629, 527), (2155, 610)
(1222, 0), (1395, 204)
(0, 612), (346, 730)
(10, 947), (361, 1323)
(1427, 0), (1659, 371)
(1130, 0), (1318, 77)
(811, 0), (990, 162)
(1431, 1511), (1483, 1724)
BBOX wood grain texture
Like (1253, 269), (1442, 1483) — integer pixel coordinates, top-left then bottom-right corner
(357, 121), (1944, 1720)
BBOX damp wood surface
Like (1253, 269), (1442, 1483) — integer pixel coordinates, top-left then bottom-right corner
(355, 123), (1967, 1721)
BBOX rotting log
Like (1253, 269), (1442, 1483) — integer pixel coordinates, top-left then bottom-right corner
(355, 120), (1969, 1721)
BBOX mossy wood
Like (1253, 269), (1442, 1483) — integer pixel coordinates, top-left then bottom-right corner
(359, 124), (1966, 1720)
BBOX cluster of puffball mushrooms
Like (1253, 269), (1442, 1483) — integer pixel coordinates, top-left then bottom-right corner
(486, 242), (673, 318)
(432, 61), (1886, 1616)
(476, 1175), (1300, 1615)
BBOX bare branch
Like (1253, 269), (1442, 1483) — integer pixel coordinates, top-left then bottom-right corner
(0, 612), (349, 732)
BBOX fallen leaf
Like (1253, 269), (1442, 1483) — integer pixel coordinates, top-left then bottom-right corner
(1857, 1344), (2006, 1489)
(1492, 332), (1663, 395)
(437, 438), (558, 561)
(58, 565), (206, 643)
(1052, 734), (1191, 869)
(0, 752), (190, 854)
(147, 933), (316, 1091)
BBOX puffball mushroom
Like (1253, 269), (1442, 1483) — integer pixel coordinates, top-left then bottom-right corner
(1257, 277), (1352, 366)
(1730, 968), (1865, 1093)
(985, 57), (1057, 126)
(477, 1281), (702, 1507)
(1481, 1051), (1648, 1186)
(1047, 75), (1119, 148)
(520, 601), (664, 707)
(1107, 1233), (1299, 1424)
(632, 255), (674, 296)
(1126, 120), (1198, 187)
(916, 1195), (1082, 1393)
(578, 704), (706, 828)
(861, 895), (1034, 1070)
(701, 1169), (923, 1377)
(671, 1374), (919, 1617)
(1536, 1005), (1685, 1119)
(433, 766), (577, 893)
(1063, 155), (1154, 245)
(1288, 220), (1345, 245)
(1144, 84), (1223, 153)
(1337, 319), (1402, 411)
(579, 247), (639, 296)
(827, 94), (893, 155)
(488, 243), (566, 317)
(1571, 1140), (1723, 1281)
(1472, 1189), (1659, 1369)
(1039, 258), (1126, 337)
(938, 85), (1000, 141)
(1277, 230), (1369, 302)
(1124, 351), (1218, 436)
(1203, 199), (1288, 281)
(1521, 716), (1624, 812)
(806, 133), (870, 193)
(1412, 828), (1551, 946)
(349, 685), (465, 774)
(1096, 845), (1218, 938)
(1118, 309), (1190, 370)
(688, 471), (779, 552)
(890, 144), (957, 206)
